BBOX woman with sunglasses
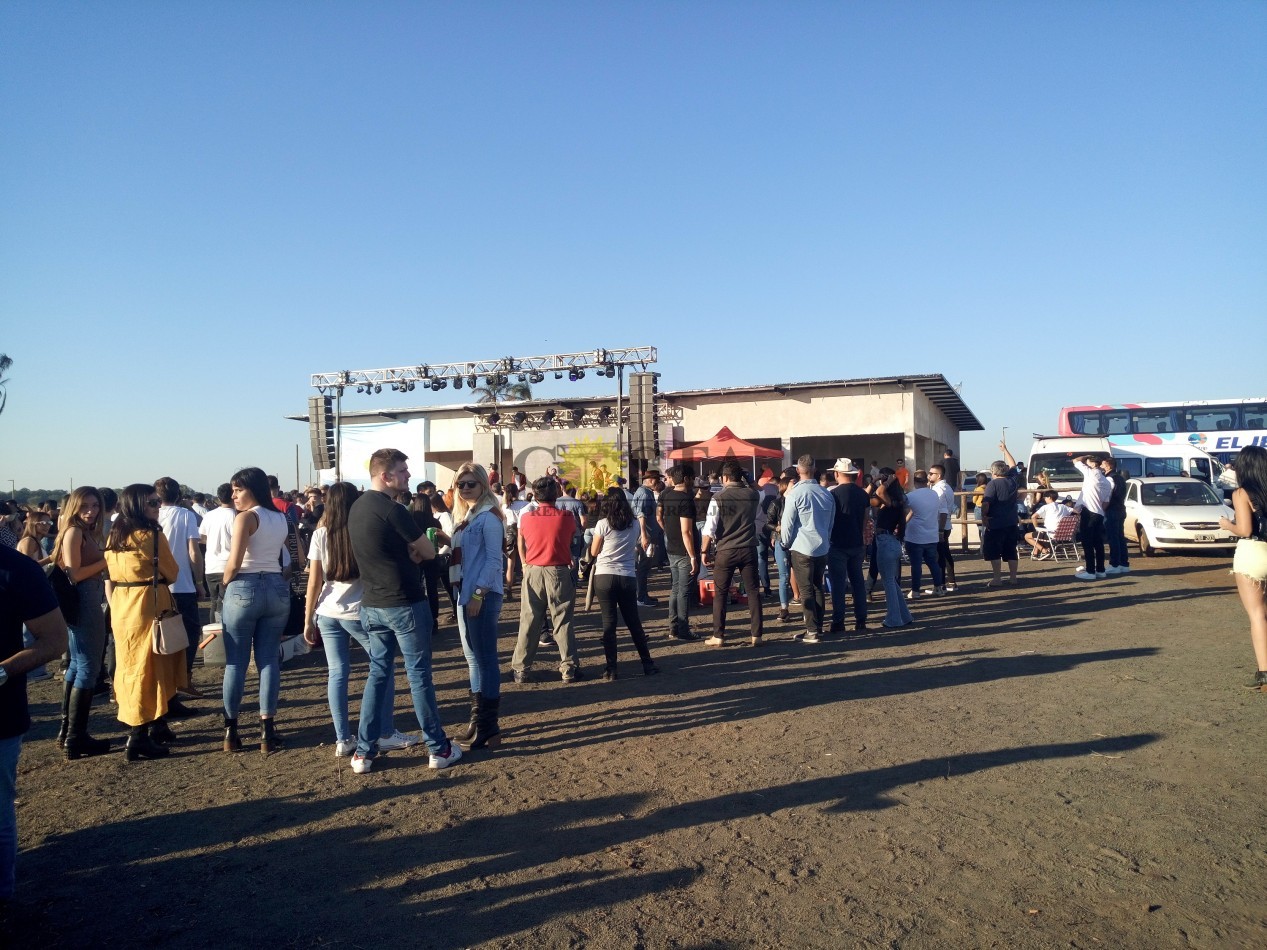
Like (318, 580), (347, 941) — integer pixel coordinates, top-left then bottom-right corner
(52, 487), (113, 759)
(590, 488), (659, 680)
(221, 467), (291, 753)
(17, 511), (52, 565)
(104, 485), (187, 761)
(449, 463), (505, 749)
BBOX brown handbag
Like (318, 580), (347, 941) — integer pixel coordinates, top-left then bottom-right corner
(150, 531), (189, 655)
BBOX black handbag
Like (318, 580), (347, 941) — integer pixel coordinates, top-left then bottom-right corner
(44, 563), (81, 625)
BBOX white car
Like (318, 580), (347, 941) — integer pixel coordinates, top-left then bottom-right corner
(1123, 477), (1236, 556)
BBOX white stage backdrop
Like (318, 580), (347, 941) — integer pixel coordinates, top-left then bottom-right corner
(316, 420), (428, 489)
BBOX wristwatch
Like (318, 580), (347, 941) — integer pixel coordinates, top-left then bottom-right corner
(0, 666), (8, 687)
(474, 587), (487, 598)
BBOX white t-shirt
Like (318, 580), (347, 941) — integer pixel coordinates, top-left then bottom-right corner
(435, 510), (454, 556)
(307, 526), (363, 620)
(931, 480), (956, 528)
(158, 504), (201, 594)
(200, 505), (236, 574)
(593, 519), (638, 577)
(904, 488), (941, 545)
(1037, 502), (1072, 535)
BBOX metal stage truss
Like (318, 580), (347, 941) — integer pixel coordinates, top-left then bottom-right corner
(310, 346), (657, 394)
(469, 402), (680, 433)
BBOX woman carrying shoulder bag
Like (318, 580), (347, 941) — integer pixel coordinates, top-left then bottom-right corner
(104, 485), (186, 761)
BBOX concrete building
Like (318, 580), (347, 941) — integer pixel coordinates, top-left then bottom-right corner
(292, 373), (982, 491)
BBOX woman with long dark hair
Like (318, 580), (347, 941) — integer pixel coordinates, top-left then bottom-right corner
(53, 487), (112, 759)
(221, 467), (291, 753)
(17, 510), (52, 565)
(590, 487), (658, 679)
(104, 484), (185, 760)
(303, 482), (418, 756)
(874, 468), (914, 629)
(449, 462), (505, 748)
(1220, 445), (1267, 690)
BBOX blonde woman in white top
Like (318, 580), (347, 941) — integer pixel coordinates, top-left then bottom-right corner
(304, 482), (418, 756)
(220, 467), (291, 754)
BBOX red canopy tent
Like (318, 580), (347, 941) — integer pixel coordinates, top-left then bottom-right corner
(666, 426), (783, 479)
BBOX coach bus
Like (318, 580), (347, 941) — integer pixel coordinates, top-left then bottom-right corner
(1057, 399), (1267, 465)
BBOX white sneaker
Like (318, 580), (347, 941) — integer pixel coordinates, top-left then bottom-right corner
(1095, 572), (1108, 579)
(1118, 565), (1131, 574)
(334, 739), (357, 757)
(1073, 571), (1098, 581)
(350, 753), (373, 774)
(428, 741), (463, 770)
(377, 730), (421, 751)
(1103, 566), (1121, 575)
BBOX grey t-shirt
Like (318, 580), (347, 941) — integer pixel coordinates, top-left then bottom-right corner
(593, 519), (638, 577)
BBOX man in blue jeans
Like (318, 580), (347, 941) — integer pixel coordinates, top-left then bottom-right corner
(1, 545), (69, 906)
(656, 465), (700, 641)
(347, 448), (461, 775)
(1100, 456), (1131, 575)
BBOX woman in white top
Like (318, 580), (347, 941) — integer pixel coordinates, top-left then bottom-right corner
(502, 483), (524, 597)
(220, 467), (291, 754)
(304, 482), (417, 757)
(590, 488), (658, 680)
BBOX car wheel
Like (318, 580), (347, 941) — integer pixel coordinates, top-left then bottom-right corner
(1137, 526), (1154, 557)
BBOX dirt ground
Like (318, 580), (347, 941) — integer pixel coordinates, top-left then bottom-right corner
(5, 550), (1266, 949)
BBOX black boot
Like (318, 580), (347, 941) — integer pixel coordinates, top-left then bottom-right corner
(125, 724), (170, 761)
(261, 718), (283, 754)
(56, 679), (72, 748)
(150, 717), (178, 744)
(470, 696), (501, 750)
(223, 715), (242, 752)
(461, 691), (481, 743)
(64, 687), (111, 760)
(1245, 670), (1267, 691)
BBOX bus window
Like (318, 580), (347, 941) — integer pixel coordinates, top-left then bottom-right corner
(1070, 409), (1130, 436)
(1115, 456), (1143, 479)
(1185, 406), (1239, 432)
(1132, 409), (1179, 434)
(1244, 404), (1267, 430)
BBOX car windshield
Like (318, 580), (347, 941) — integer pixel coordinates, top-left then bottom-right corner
(1029, 453), (1084, 484)
(1140, 482), (1221, 507)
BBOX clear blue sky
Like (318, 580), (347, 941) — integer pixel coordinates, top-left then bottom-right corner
(2, 2), (1263, 492)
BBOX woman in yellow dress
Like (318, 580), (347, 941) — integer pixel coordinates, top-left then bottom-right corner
(104, 484), (188, 761)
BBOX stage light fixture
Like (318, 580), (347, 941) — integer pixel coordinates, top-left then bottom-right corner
(373, 384), (382, 394)
(568, 370), (578, 382)
(576, 369), (585, 380)
(542, 409), (555, 422)
(513, 411), (527, 424)
(554, 372), (563, 379)
(598, 407), (612, 422)
(517, 374), (526, 383)
(487, 412), (501, 425)
(570, 408), (585, 423)
(467, 374), (477, 388)
(454, 377), (463, 390)
(604, 365), (615, 378)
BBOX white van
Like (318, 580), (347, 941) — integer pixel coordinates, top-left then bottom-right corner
(1026, 437), (1222, 495)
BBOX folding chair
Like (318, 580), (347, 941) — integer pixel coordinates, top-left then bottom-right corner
(1033, 515), (1078, 561)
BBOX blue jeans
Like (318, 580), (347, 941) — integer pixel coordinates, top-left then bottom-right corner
(773, 542), (793, 608)
(0, 735), (19, 899)
(457, 592), (504, 699)
(316, 615), (396, 743)
(905, 541), (943, 592)
(1105, 510), (1129, 568)
(877, 533), (913, 627)
(668, 553), (693, 631)
(173, 590), (202, 675)
(827, 545), (867, 628)
(359, 601), (449, 758)
(65, 576), (106, 690)
(756, 534), (772, 590)
(221, 572), (289, 719)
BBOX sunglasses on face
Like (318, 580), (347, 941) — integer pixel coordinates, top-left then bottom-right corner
(146, 499), (161, 508)
(456, 481), (479, 490)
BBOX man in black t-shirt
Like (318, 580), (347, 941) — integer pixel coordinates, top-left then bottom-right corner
(346, 448), (460, 775)
(657, 465), (700, 641)
(1, 545), (69, 901)
(980, 459), (1021, 586)
(827, 459), (870, 633)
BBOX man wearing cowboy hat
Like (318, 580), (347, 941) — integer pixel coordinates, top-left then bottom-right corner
(827, 458), (870, 633)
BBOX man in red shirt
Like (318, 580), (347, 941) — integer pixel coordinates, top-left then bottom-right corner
(510, 478), (583, 683)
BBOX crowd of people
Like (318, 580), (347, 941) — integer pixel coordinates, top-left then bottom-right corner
(3, 442), (1267, 906)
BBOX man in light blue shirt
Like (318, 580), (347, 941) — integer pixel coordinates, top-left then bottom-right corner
(780, 455), (835, 642)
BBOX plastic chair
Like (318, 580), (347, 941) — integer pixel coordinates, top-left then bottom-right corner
(1033, 514), (1079, 561)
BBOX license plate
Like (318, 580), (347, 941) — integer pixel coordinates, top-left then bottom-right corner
(1194, 534), (1213, 542)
